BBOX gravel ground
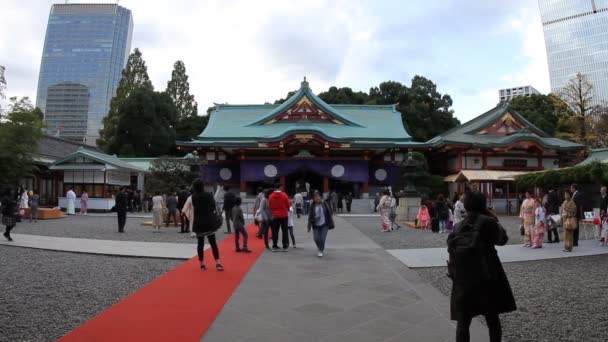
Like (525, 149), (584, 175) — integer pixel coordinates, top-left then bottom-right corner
(10, 215), (238, 243)
(416, 255), (608, 342)
(0, 245), (181, 342)
(342, 215), (586, 250)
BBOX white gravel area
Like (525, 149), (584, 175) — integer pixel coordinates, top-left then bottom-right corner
(416, 255), (608, 342)
(9, 215), (237, 243)
(0, 245), (181, 342)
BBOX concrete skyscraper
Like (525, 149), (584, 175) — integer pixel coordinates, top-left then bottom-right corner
(36, 3), (133, 143)
(538, 0), (608, 105)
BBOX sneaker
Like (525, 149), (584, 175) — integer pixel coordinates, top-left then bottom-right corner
(317, 251), (324, 257)
(282, 248), (289, 252)
(3, 233), (12, 242)
(293, 244), (297, 249)
(236, 248), (242, 253)
(271, 247), (279, 252)
(242, 248), (252, 253)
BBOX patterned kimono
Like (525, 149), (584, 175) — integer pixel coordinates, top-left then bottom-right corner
(520, 198), (536, 246)
(561, 199), (578, 252)
(417, 205), (431, 229)
(533, 206), (546, 248)
(378, 195), (392, 232)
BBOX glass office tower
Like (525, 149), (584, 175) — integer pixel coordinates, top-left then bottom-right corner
(36, 3), (133, 143)
(538, 0), (608, 105)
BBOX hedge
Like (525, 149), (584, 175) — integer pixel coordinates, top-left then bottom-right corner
(515, 161), (608, 189)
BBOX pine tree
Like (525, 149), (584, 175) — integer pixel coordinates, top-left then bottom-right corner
(97, 48), (153, 149)
(166, 60), (198, 119)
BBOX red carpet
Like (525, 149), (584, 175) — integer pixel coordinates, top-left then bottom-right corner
(60, 224), (264, 342)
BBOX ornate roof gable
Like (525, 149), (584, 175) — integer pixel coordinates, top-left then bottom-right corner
(476, 112), (527, 135)
(248, 78), (362, 127)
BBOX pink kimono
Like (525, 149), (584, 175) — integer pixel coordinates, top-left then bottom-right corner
(520, 199), (536, 247)
(417, 205), (430, 229)
(533, 206), (545, 248)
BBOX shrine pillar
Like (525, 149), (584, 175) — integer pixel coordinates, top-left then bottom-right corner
(323, 176), (329, 195)
(362, 182), (369, 199)
(240, 180), (246, 198)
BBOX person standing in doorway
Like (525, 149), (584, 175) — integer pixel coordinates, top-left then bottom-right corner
(178, 185), (191, 233)
(30, 190), (40, 223)
(80, 188), (89, 215)
(222, 186), (236, 234)
(570, 184), (582, 247)
(66, 187), (76, 215)
(345, 192), (353, 213)
(191, 179), (224, 271)
(2, 189), (18, 241)
(269, 183), (291, 252)
(115, 187), (128, 233)
(307, 190), (334, 257)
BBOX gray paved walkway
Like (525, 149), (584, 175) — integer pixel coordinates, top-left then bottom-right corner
(389, 239), (608, 267)
(0, 234), (197, 259)
(202, 216), (486, 342)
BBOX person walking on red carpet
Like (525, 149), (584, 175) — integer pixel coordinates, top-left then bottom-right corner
(269, 183), (291, 252)
(232, 197), (251, 253)
(191, 179), (224, 271)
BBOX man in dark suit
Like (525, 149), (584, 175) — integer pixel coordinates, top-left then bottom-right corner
(177, 185), (191, 233)
(600, 186), (608, 214)
(222, 186), (236, 234)
(115, 187), (128, 233)
(570, 184), (582, 247)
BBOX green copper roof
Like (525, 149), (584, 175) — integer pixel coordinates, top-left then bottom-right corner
(178, 79), (413, 147)
(577, 148), (608, 166)
(51, 147), (147, 173)
(428, 103), (584, 150)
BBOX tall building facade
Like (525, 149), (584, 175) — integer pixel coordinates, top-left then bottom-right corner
(36, 3), (133, 143)
(498, 85), (541, 102)
(538, 0), (608, 105)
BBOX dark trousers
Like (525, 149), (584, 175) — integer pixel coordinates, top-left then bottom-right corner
(287, 225), (296, 246)
(573, 226), (579, 246)
(548, 227), (560, 243)
(456, 314), (501, 342)
(166, 209), (178, 227)
(224, 210), (232, 233)
(261, 220), (270, 247)
(312, 224), (329, 252)
(197, 234), (219, 262)
(271, 217), (289, 249)
(235, 226), (249, 249)
(117, 211), (127, 232)
(346, 202), (351, 212)
(180, 213), (190, 233)
(4, 225), (15, 236)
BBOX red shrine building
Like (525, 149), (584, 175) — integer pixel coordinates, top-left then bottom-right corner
(177, 79), (418, 198)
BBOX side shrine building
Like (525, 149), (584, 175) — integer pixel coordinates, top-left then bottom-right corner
(177, 79), (417, 198)
(177, 79), (585, 204)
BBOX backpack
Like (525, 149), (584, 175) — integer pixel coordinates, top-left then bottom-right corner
(446, 217), (492, 283)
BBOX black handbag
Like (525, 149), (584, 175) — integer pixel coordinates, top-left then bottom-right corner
(519, 224), (525, 236)
(211, 209), (223, 231)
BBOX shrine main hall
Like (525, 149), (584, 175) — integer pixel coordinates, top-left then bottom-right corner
(177, 79), (584, 200)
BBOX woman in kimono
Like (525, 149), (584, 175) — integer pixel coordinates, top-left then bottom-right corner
(417, 204), (431, 229)
(561, 190), (578, 252)
(377, 190), (392, 232)
(532, 198), (545, 248)
(519, 190), (536, 247)
(66, 187), (76, 215)
(80, 189), (89, 215)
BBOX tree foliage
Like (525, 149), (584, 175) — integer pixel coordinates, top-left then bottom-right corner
(0, 97), (45, 189)
(509, 94), (570, 135)
(98, 48), (153, 148)
(516, 161), (608, 190)
(105, 87), (178, 157)
(557, 72), (603, 144)
(145, 157), (198, 194)
(166, 61), (198, 119)
(0, 65), (6, 114)
(273, 76), (460, 141)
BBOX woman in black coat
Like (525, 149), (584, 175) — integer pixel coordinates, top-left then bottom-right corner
(448, 191), (516, 342)
(191, 180), (223, 271)
(2, 189), (18, 242)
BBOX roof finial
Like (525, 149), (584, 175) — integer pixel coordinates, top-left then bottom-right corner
(301, 76), (309, 89)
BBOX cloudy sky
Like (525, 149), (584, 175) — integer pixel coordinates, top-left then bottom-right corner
(0, 0), (549, 123)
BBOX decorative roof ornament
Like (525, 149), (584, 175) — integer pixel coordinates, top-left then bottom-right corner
(301, 76), (309, 89)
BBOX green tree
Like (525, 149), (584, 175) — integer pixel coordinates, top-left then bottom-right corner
(0, 97), (45, 189)
(98, 48), (153, 148)
(106, 87), (178, 157)
(318, 86), (369, 104)
(166, 61), (198, 119)
(174, 114), (208, 142)
(368, 81), (407, 105)
(509, 94), (565, 135)
(274, 91), (297, 104)
(0, 65), (6, 115)
(557, 72), (599, 144)
(145, 157), (199, 195)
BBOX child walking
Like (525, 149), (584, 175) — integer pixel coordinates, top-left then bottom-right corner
(288, 205), (297, 248)
(232, 197), (251, 253)
(417, 204), (430, 229)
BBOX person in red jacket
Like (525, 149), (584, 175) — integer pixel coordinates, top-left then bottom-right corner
(268, 182), (291, 252)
